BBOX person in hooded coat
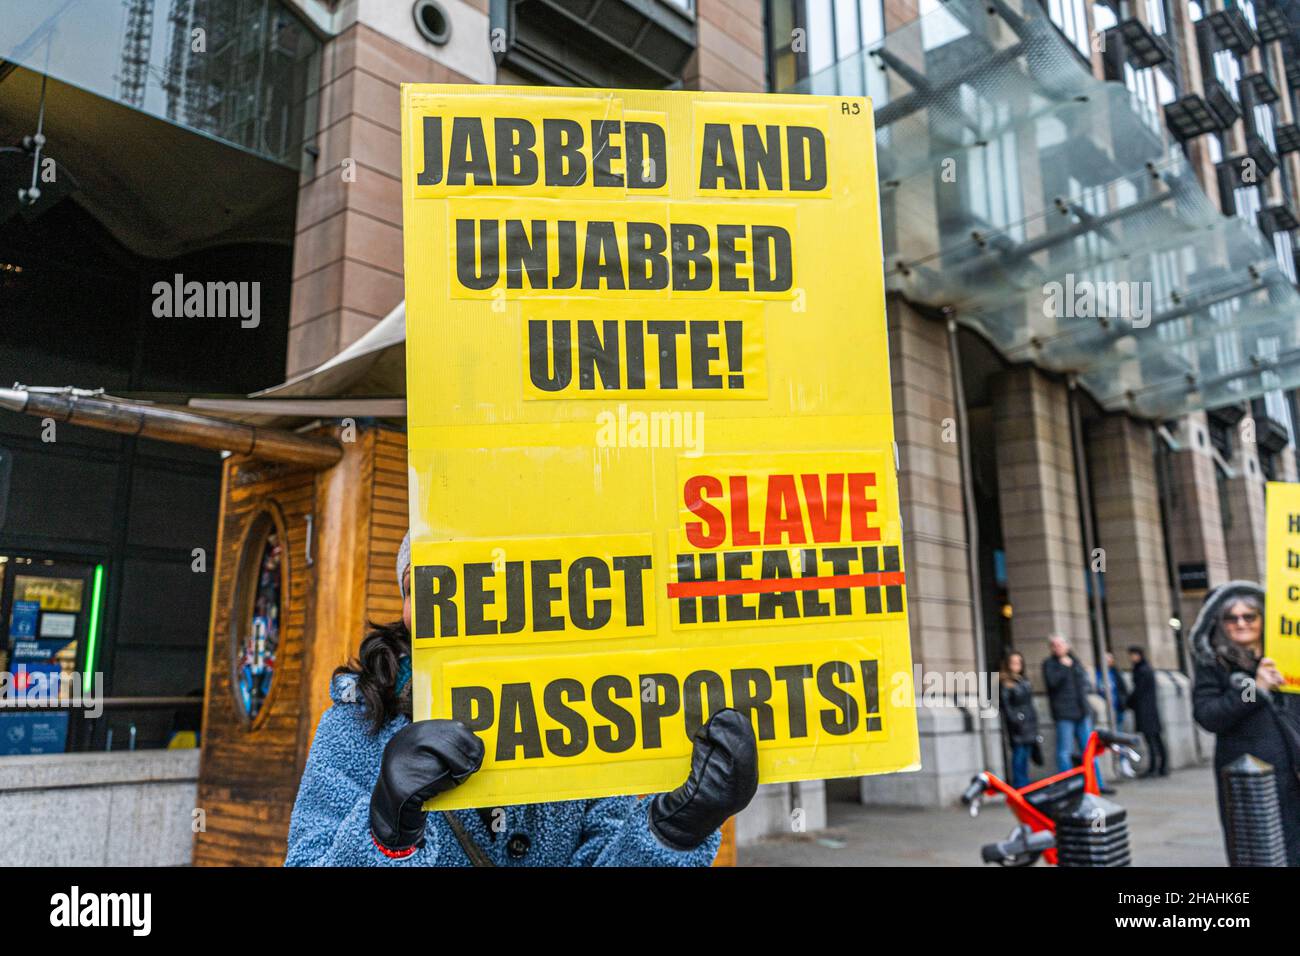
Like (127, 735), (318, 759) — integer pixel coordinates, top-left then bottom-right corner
(1190, 580), (1300, 866)
(285, 532), (760, 866)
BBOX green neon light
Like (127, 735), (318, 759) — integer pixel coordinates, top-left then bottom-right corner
(83, 564), (105, 694)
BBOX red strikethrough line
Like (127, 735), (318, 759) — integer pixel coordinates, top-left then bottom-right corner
(666, 571), (906, 598)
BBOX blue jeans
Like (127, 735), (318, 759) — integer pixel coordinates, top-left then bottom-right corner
(1010, 743), (1033, 789)
(1055, 716), (1105, 789)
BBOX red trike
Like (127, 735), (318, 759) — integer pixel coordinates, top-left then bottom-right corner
(960, 728), (1143, 866)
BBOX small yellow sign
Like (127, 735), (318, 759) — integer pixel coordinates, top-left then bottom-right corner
(400, 84), (918, 808)
(1265, 481), (1300, 692)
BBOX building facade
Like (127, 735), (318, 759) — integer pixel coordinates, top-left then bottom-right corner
(0, 0), (772, 861)
(770, 0), (1300, 821)
(3, 0), (1300, 858)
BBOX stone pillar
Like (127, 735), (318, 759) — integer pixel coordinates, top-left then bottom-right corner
(889, 302), (977, 675)
(1165, 413), (1231, 629)
(1086, 414), (1178, 669)
(1279, 441), (1299, 483)
(1223, 414), (1268, 583)
(683, 0), (766, 92)
(854, 296), (987, 808)
(288, 18), (478, 376)
(991, 368), (1092, 673)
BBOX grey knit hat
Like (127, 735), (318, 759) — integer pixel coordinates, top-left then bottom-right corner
(397, 530), (411, 598)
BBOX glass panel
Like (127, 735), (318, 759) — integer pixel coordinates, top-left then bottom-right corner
(0, 0), (320, 166)
(785, 0), (1300, 421)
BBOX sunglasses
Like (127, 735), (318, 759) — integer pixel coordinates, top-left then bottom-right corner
(1222, 612), (1259, 625)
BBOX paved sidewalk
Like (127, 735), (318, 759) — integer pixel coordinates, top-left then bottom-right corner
(740, 763), (1226, 866)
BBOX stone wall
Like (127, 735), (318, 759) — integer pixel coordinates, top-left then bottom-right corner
(0, 750), (199, 866)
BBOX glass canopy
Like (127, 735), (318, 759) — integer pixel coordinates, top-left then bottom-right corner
(789, 0), (1300, 421)
(0, 0), (320, 166)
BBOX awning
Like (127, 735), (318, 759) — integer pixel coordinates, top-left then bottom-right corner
(184, 301), (407, 425)
(790, 0), (1300, 422)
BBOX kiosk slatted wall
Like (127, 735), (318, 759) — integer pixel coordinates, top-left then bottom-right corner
(367, 429), (409, 624)
(192, 456), (317, 867)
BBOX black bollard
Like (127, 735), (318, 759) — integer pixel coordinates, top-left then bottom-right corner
(1055, 793), (1131, 867)
(1220, 754), (1287, 867)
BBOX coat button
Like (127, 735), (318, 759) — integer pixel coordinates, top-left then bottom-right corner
(506, 833), (530, 859)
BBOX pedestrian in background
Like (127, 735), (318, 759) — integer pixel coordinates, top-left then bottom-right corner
(1098, 650), (1137, 778)
(1190, 581), (1300, 866)
(999, 651), (1041, 788)
(1126, 646), (1167, 777)
(1043, 634), (1113, 793)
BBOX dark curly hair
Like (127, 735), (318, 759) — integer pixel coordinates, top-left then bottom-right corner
(333, 620), (412, 733)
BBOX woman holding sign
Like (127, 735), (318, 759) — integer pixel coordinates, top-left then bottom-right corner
(1190, 580), (1300, 865)
(285, 533), (758, 866)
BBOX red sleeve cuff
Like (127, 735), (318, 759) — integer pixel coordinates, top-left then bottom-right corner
(372, 831), (419, 859)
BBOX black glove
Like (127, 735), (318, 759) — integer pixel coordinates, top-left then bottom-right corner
(648, 708), (759, 851)
(370, 719), (484, 853)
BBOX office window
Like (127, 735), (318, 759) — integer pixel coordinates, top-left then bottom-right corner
(806, 0), (837, 74)
(920, 0), (970, 50)
(767, 0), (886, 91)
(960, 88), (1025, 241)
(1093, 1), (1117, 31)
(1044, 0), (1092, 58)
(1206, 130), (1224, 163)
(835, 0), (861, 59)
(1239, 0), (1258, 30)
(1145, 0), (1167, 34)
(1234, 183), (1263, 226)
(1254, 102), (1278, 153)
(1276, 232), (1298, 283)
(1213, 48), (1243, 102)
(1125, 62), (1175, 133)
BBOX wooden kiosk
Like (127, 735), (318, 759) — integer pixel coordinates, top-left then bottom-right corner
(193, 424), (408, 866)
(0, 387), (735, 866)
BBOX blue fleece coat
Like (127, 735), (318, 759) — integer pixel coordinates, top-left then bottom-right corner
(285, 670), (721, 866)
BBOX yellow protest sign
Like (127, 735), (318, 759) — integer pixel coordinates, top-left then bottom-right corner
(400, 84), (919, 809)
(1265, 481), (1300, 692)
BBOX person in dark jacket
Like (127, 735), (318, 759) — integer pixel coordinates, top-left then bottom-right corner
(1043, 633), (1109, 791)
(1190, 580), (1300, 866)
(1126, 646), (1166, 777)
(286, 532), (759, 866)
(999, 651), (1041, 788)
